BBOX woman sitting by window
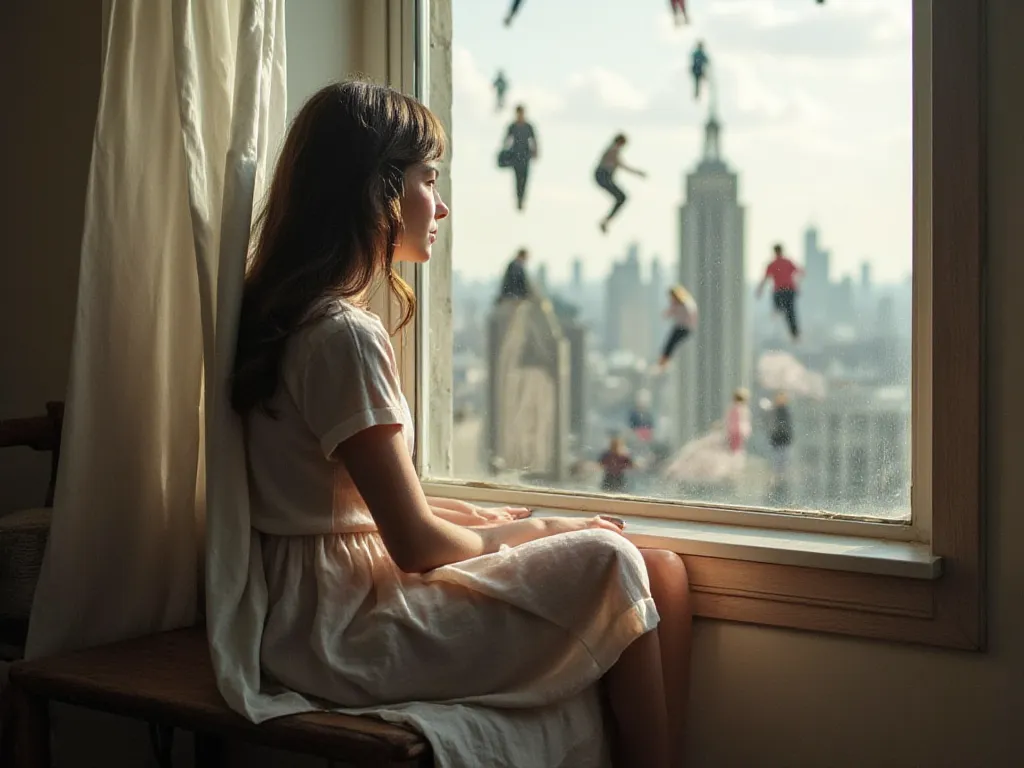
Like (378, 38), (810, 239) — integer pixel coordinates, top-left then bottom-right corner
(230, 81), (691, 768)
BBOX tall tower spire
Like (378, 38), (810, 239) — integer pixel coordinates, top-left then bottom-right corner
(703, 114), (721, 162)
(702, 73), (722, 163)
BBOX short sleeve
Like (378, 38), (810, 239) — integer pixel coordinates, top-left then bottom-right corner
(292, 314), (405, 460)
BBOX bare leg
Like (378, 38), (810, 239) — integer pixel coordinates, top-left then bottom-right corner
(641, 549), (692, 767)
(604, 628), (671, 768)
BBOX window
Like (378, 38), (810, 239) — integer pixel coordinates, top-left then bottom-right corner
(385, 0), (983, 648)
(423, 0), (920, 528)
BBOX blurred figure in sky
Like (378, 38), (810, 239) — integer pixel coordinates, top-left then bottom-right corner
(756, 243), (805, 341)
(599, 436), (635, 493)
(670, 0), (689, 26)
(726, 388), (752, 454)
(691, 41), (709, 101)
(595, 133), (646, 234)
(628, 389), (655, 443)
(657, 285), (699, 372)
(497, 248), (532, 302)
(498, 105), (538, 212)
(493, 70), (509, 111)
(768, 392), (795, 501)
(504, 0), (526, 27)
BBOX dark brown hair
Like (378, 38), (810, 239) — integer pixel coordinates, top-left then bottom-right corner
(231, 81), (446, 417)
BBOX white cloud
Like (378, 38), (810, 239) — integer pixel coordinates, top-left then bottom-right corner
(452, 45), (494, 114)
(706, 0), (806, 28)
(567, 68), (650, 112)
(655, 0), (911, 62)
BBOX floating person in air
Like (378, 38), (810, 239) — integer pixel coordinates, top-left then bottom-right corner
(691, 41), (709, 101)
(493, 69), (509, 111)
(497, 105), (538, 212)
(628, 389), (655, 443)
(657, 285), (699, 372)
(599, 436), (635, 493)
(496, 248), (532, 303)
(504, 0), (526, 27)
(767, 391), (795, 501)
(756, 243), (804, 342)
(669, 0), (689, 26)
(595, 133), (646, 234)
(726, 388), (752, 454)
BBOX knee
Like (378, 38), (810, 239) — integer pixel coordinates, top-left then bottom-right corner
(578, 529), (647, 576)
(641, 549), (689, 593)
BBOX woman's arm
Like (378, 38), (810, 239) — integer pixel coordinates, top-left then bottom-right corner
(338, 424), (618, 572)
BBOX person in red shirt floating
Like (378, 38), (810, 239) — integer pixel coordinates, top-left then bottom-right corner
(756, 243), (804, 341)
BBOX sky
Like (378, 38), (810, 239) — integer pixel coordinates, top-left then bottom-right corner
(446, 0), (913, 285)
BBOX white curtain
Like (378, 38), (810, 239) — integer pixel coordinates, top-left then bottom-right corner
(26, 0), (286, 670)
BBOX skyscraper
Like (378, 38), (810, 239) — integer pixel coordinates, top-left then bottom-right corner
(802, 225), (831, 330)
(604, 243), (652, 359)
(674, 112), (748, 446)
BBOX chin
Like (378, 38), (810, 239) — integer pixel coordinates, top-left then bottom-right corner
(395, 247), (431, 264)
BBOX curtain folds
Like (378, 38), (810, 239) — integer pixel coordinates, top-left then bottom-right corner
(25, 7), (288, 728)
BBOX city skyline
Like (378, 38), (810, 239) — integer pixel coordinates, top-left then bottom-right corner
(449, 0), (912, 285)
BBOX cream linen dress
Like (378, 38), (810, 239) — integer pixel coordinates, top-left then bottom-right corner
(243, 300), (659, 767)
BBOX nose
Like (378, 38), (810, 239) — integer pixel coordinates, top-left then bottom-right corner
(434, 191), (450, 221)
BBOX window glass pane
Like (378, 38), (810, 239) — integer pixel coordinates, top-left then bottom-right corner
(434, 0), (913, 521)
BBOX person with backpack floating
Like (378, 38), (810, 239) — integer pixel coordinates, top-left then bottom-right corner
(498, 104), (538, 212)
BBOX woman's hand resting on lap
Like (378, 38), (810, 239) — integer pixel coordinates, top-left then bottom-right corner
(468, 505), (532, 524)
(427, 497), (532, 527)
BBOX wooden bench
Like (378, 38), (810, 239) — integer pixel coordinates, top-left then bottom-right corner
(4, 626), (433, 766)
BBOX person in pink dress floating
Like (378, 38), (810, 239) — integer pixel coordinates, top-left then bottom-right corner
(726, 388), (752, 454)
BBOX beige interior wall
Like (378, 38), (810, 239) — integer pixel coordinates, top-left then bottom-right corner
(285, 0), (365, 119)
(1, 2), (1021, 766)
(0, 3), (100, 514)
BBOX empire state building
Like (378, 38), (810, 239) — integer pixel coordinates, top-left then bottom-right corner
(673, 109), (749, 446)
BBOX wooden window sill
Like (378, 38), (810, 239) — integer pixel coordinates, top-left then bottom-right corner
(531, 510), (940, 580)
(523, 509), (972, 650)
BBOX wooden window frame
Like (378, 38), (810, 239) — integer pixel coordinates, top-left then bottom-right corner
(378, 0), (985, 650)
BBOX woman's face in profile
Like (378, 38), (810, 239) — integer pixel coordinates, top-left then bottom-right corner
(394, 161), (449, 264)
